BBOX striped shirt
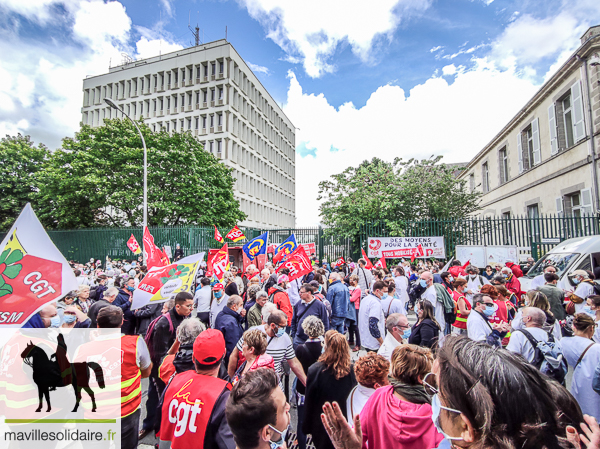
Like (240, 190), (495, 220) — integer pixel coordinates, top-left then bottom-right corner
(235, 325), (296, 379)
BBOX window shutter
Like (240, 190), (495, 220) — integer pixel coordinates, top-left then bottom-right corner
(556, 197), (564, 216)
(548, 104), (558, 155)
(517, 132), (523, 173)
(572, 81), (586, 143)
(532, 118), (541, 165)
(581, 188), (593, 214)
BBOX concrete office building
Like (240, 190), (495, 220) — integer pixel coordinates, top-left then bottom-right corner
(460, 26), (600, 221)
(81, 39), (296, 229)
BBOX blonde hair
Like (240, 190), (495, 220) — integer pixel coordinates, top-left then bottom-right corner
(390, 344), (433, 385)
(318, 330), (351, 380)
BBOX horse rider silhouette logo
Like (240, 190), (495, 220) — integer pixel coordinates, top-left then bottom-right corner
(20, 334), (105, 413)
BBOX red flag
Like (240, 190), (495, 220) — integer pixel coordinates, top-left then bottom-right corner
(127, 234), (142, 254)
(214, 225), (224, 243)
(335, 257), (345, 267)
(276, 246), (312, 282)
(225, 225), (246, 242)
(160, 247), (171, 266)
(361, 248), (374, 269)
(143, 227), (163, 269)
(374, 257), (387, 269)
(411, 244), (424, 262)
(208, 243), (229, 281)
(462, 259), (471, 269)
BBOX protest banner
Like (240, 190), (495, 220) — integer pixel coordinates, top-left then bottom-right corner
(368, 236), (445, 259)
(300, 243), (316, 256)
(131, 252), (205, 309)
(226, 225), (246, 242)
(127, 234), (142, 254)
(0, 203), (78, 327)
(381, 244), (424, 262)
(275, 246), (312, 282)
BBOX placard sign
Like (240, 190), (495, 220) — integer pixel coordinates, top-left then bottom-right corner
(368, 237), (445, 259)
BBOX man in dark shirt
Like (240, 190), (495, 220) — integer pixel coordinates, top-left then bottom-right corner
(88, 287), (118, 328)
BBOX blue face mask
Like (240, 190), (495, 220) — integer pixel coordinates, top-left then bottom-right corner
(573, 278), (581, 285)
(483, 304), (496, 316)
(127, 286), (135, 292)
(63, 314), (77, 324)
(276, 326), (286, 338)
(583, 305), (595, 316)
(430, 394), (464, 441)
(268, 424), (289, 449)
(419, 280), (427, 288)
(402, 328), (412, 339)
(381, 293), (389, 300)
(448, 276), (454, 283)
(50, 315), (61, 328)
(214, 291), (223, 299)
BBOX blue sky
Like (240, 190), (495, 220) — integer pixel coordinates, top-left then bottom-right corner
(0, 0), (598, 224)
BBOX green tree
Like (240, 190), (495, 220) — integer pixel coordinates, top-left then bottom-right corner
(317, 156), (482, 241)
(36, 118), (245, 228)
(0, 134), (48, 230)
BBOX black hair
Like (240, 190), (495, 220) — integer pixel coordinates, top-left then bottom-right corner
(200, 277), (211, 286)
(97, 305), (123, 328)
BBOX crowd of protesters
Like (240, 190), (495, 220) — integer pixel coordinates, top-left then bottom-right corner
(19, 252), (600, 449)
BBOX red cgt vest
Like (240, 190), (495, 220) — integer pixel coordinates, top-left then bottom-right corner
(160, 370), (231, 449)
(451, 291), (471, 330)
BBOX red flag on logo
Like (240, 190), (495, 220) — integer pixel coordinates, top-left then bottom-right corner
(276, 246), (312, 282)
(127, 234), (142, 254)
(208, 243), (229, 281)
(374, 257), (387, 269)
(225, 225), (246, 242)
(361, 248), (374, 269)
(143, 227), (164, 269)
(160, 247), (171, 266)
(335, 257), (345, 267)
(214, 225), (224, 243)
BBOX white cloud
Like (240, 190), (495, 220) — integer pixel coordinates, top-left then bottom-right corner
(135, 38), (184, 60)
(430, 45), (443, 53)
(238, 0), (432, 77)
(247, 62), (270, 75)
(285, 59), (540, 225)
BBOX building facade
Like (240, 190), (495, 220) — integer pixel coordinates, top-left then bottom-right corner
(460, 26), (600, 221)
(81, 39), (296, 229)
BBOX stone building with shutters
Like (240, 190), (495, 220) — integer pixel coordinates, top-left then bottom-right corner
(459, 26), (600, 220)
(81, 39), (295, 229)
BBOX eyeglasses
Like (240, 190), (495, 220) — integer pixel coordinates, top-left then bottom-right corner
(423, 372), (438, 396)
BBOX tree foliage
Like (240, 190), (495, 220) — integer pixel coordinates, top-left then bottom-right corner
(0, 134), (48, 229)
(34, 118), (245, 228)
(317, 156), (483, 241)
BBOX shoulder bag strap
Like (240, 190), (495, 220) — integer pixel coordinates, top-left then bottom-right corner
(575, 342), (596, 370)
(387, 299), (394, 317)
(296, 300), (318, 322)
(349, 387), (357, 419)
(515, 329), (539, 347)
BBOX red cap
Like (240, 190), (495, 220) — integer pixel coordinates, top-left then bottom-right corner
(193, 329), (225, 365)
(212, 283), (224, 291)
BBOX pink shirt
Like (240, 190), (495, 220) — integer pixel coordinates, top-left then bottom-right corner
(350, 286), (361, 309)
(360, 385), (443, 449)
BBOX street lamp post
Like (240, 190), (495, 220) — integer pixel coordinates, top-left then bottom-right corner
(104, 98), (148, 263)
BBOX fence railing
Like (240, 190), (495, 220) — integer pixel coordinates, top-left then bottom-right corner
(46, 225), (355, 265)
(360, 214), (600, 260)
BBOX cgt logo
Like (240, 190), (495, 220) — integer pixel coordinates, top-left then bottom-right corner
(369, 239), (381, 251)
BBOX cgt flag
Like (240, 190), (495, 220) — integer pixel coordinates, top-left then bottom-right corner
(0, 203), (78, 327)
(131, 252), (204, 310)
(208, 243), (230, 281)
(374, 257), (387, 269)
(214, 225), (224, 243)
(127, 234), (142, 255)
(275, 246), (312, 282)
(226, 226), (246, 242)
(243, 232), (269, 262)
(143, 227), (165, 269)
(335, 257), (345, 267)
(273, 234), (298, 265)
(361, 248), (374, 269)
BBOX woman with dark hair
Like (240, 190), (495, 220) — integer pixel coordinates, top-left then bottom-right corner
(451, 278), (470, 335)
(359, 345), (443, 449)
(408, 300), (441, 349)
(482, 265), (495, 281)
(303, 330), (356, 449)
(560, 313), (600, 421)
(585, 295), (600, 343)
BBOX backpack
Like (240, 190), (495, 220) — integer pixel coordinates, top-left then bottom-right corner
(515, 329), (567, 384)
(144, 312), (174, 358)
(89, 285), (98, 301)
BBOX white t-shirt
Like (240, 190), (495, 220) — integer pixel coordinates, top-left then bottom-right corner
(235, 325), (296, 379)
(531, 274), (546, 290)
(359, 294), (385, 350)
(346, 385), (376, 424)
(466, 275), (490, 303)
(506, 327), (551, 362)
(467, 311), (492, 342)
(421, 285), (446, 330)
(194, 285), (212, 313)
(377, 332), (402, 361)
(574, 282), (595, 314)
(394, 276), (409, 307)
(380, 296), (405, 318)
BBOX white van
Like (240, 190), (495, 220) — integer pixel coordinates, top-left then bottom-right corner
(520, 236), (600, 292)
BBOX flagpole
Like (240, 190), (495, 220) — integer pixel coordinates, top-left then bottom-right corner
(104, 98), (147, 265)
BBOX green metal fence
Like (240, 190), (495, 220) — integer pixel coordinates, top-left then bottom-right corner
(46, 225), (355, 264)
(360, 214), (600, 261)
